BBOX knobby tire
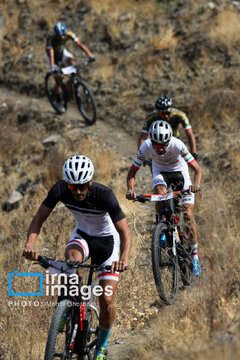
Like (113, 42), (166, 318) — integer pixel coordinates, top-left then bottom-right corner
(152, 222), (179, 304)
(44, 299), (72, 360)
(74, 79), (97, 125)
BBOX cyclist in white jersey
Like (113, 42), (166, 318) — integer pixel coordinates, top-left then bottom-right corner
(23, 155), (131, 360)
(126, 120), (202, 276)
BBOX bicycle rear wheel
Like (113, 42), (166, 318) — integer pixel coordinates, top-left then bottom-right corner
(45, 72), (68, 114)
(178, 237), (194, 288)
(74, 80), (97, 125)
(44, 299), (73, 360)
(152, 222), (179, 304)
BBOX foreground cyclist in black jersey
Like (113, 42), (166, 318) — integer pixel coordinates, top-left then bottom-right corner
(23, 155), (131, 360)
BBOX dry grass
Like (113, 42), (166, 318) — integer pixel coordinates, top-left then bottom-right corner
(89, 0), (159, 17)
(208, 10), (240, 52)
(149, 25), (178, 52)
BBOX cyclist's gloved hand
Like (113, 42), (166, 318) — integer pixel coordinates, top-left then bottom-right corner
(189, 185), (200, 194)
(51, 65), (59, 74)
(89, 55), (95, 63)
(192, 153), (198, 160)
(126, 190), (136, 200)
(23, 247), (39, 261)
(111, 260), (128, 273)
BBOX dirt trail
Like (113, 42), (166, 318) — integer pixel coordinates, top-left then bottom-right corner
(0, 85), (140, 164)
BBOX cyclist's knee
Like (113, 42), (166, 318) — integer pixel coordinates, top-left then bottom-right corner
(65, 244), (84, 262)
(154, 184), (167, 195)
(182, 204), (194, 218)
(99, 297), (115, 316)
(66, 57), (76, 66)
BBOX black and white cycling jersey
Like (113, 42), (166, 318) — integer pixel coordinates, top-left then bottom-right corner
(42, 180), (125, 237)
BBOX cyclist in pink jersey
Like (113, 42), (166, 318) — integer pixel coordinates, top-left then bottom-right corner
(127, 120), (202, 276)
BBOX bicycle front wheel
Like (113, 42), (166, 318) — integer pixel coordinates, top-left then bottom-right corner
(76, 282), (100, 360)
(44, 299), (73, 360)
(74, 80), (97, 125)
(152, 222), (179, 304)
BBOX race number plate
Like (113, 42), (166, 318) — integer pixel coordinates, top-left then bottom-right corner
(150, 193), (174, 202)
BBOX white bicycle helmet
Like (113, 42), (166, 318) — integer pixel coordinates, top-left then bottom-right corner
(63, 155), (94, 184)
(149, 120), (172, 144)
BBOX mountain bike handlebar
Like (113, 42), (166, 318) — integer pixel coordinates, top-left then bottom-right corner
(134, 188), (200, 203)
(36, 255), (112, 272)
(55, 61), (92, 76)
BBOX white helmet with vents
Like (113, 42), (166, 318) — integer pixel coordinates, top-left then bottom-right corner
(149, 120), (172, 144)
(63, 155), (94, 184)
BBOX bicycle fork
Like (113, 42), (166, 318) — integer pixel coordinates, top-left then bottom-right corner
(69, 302), (87, 351)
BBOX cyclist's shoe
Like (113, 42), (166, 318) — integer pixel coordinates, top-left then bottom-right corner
(192, 259), (201, 276)
(56, 102), (66, 114)
(95, 347), (108, 360)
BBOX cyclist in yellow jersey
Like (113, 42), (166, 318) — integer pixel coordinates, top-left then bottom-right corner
(46, 21), (95, 113)
(138, 95), (198, 160)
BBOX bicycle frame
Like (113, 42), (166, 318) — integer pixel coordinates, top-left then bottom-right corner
(37, 256), (110, 359)
(135, 189), (194, 303)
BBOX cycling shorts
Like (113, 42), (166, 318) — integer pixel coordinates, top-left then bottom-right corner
(46, 48), (74, 68)
(66, 227), (120, 282)
(152, 166), (194, 205)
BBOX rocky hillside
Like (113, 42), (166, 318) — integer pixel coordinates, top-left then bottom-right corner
(0, 1), (239, 359)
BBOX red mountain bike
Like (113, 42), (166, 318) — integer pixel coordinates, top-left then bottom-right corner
(134, 188), (195, 305)
(36, 256), (110, 360)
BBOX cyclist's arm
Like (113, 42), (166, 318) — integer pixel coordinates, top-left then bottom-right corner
(112, 218), (131, 272)
(138, 119), (149, 149)
(188, 160), (202, 193)
(177, 111), (197, 157)
(75, 39), (94, 57)
(138, 132), (148, 149)
(46, 47), (55, 68)
(185, 127), (197, 156)
(126, 165), (138, 200)
(24, 204), (52, 260)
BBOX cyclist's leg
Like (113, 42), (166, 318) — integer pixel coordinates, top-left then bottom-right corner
(179, 170), (196, 245)
(152, 164), (168, 222)
(94, 279), (117, 359)
(62, 48), (76, 66)
(65, 227), (90, 262)
(181, 203), (197, 244)
(92, 233), (120, 358)
(181, 195), (201, 275)
(46, 52), (62, 98)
